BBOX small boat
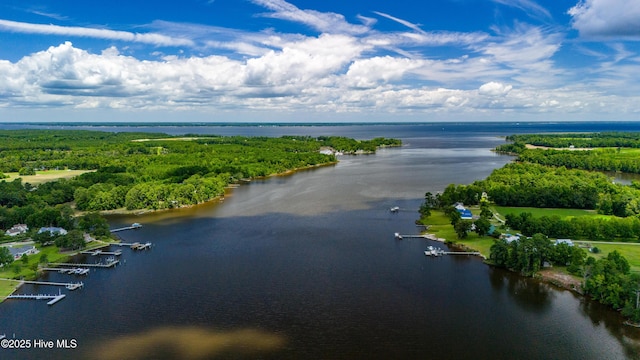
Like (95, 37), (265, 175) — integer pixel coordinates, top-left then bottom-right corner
(390, 206), (400, 213)
(131, 223), (142, 229)
(395, 232), (403, 240)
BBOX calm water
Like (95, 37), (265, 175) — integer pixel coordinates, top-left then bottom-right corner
(1, 122), (640, 359)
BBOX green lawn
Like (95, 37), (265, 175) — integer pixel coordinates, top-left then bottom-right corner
(582, 243), (640, 273)
(493, 206), (601, 219)
(0, 245), (70, 280)
(0, 279), (21, 296)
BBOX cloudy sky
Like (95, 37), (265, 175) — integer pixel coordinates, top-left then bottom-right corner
(1, 0), (639, 122)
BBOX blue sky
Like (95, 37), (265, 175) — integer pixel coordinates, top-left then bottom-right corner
(1, 0), (639, 122)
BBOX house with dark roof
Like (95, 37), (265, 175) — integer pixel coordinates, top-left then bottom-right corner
(7, 245), (38, 260)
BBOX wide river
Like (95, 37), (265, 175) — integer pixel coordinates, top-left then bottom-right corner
(1, 122), (640, 359)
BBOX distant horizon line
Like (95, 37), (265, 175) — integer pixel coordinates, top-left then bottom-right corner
(1, 120), (639, 127)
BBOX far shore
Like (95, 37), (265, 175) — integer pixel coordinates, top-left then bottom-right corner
(96, 161), (338, 216)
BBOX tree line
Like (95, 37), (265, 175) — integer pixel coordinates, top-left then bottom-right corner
(503, 132), (640, 148)
(495, 132), (640, 174)
(433, 162), (640, 216)
(505, 212), (640, 240)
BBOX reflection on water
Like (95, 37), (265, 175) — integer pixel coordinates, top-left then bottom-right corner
(580, 298), (640, 359)
(489, 267), (553, 313)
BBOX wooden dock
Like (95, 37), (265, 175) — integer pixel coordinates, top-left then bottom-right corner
(50, 258), (119, 268)
(396, 233), (446, 242)
(0, 278), (84, 291)
(40, 267), (90, 275)
(112, 242), (152, 250)
(7, 293), (67, 306)
(80, 249), (122, 256)
(443, 251), (481, 256)
(424, 249), (482, 257)
(110, 223), (142, 233)
(395, 234), (433, 240)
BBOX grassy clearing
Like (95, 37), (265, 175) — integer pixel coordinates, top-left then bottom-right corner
(493, 206), (600, 219)
(2, 169), (94, 185)
(582, 243), (640, 273)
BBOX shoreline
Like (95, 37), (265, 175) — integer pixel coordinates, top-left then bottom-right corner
(421, 231), (585, 295)
(97, 161), (339, 216)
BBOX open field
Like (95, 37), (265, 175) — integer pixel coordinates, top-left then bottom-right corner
(2, 169), (94, 185)
(493, 206), (602, 219)
(576, 242), (640, 273)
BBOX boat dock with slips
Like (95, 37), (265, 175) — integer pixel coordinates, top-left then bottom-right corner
(50, 256), (119, 268)
(7, 291), (67, 306)
(40, 267), (90, 275)
(0, 278), (84, 291)
(424, 246), (481, 257)
(394, 233), (447, 242)
(80, 249), (122, 256)
(112, 242), (152, 250)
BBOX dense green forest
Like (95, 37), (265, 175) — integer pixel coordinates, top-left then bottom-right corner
(431, 162), (640, 216)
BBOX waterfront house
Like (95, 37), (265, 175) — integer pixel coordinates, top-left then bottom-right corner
(38, 227), (68, 236)
(459, 209), (473, 220)
(5, 224), (28, 236)
(8, 245), (38, 260)
(453, 202), (473, 220)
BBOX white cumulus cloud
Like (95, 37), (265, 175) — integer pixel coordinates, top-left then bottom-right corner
(478, 82), (512, 96)
(568, 0), (640, 39)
